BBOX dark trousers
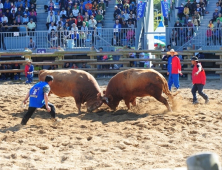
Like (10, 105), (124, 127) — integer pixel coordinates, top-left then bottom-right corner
(191, 84), (208, 102)
(21, 102), (56, 125)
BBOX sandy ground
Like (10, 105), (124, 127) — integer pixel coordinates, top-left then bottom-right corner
(0, 79), (222, 170)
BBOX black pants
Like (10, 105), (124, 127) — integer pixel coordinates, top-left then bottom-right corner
(191, 84), (208, 102)
(21, 103), (56, 125)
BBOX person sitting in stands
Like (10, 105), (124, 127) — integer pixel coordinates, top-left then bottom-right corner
(64, 62), (70, 68)
(71, 63), (78, 68)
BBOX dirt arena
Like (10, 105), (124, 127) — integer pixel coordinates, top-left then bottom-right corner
(0, 79), (222, 169)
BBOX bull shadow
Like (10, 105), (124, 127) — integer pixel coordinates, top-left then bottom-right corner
(55, 108), (149, 124)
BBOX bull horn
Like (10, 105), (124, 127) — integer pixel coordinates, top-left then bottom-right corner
(102, 97), (109, 103)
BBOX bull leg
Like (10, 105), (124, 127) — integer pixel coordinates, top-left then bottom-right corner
(154, 95), (172, 112)
(124, 100), (131, 110)
(131, 98), (136, 106)
(73, 97), (82, 114)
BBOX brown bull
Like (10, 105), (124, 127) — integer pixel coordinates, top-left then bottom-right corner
(39, 69), (103, 113)
(98, 68), (174, 111)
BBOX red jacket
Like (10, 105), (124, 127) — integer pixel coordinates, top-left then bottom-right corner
(167, 56), (181, 74)
(25, 65), (29, 77)
(192, 63), (206, 85)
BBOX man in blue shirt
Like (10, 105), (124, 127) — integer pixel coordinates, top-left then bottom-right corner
(21, 75), (58, 125)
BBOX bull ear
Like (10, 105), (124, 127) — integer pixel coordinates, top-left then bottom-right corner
(108, 95), (113, 101)
(97, 92), (102, 99)
(103, 90), (106, 94)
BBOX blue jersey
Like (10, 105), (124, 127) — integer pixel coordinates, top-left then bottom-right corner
(29, 82), (49, 108)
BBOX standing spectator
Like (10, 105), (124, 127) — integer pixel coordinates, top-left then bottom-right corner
(113, 19), (121, 37)
(175, 3), (184, 20)
(194, 10), (200, 26)
(111, 34), (120, 46)
(126, 28), (135, 45)
(191, 16), (198, 32)
(167, 49), (182, 91)
(190, 57), (209, 104)
(25, 59), (34, 84)
(88, 15), (97, 30)
(217, 13), (222, 22)
(48, 22), (57, 33)
(80, 31), (86, 46)
(215, 19), (222, 29)
(121, 20), (128, 38)
(208, 20), (214, 30)
(50, 29), (58, 48)
(28, 37), (36, 50)
(72, 31), (80, 46)
(212, 28), (221, 45)
(206, 26), (212, 45)
(174, 20), (182, 34)
(113, 5), (121, 20)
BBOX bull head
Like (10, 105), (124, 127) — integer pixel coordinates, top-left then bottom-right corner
(97, 92), (112, 104)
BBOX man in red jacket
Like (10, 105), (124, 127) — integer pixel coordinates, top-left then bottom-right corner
(167, 49), (182, 91)
(191, 57), (209, 104)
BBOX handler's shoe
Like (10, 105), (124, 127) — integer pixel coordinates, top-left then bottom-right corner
(51, 118), (61, 125)
(193, 101), (199, 105)
(205, 98), (209, 104)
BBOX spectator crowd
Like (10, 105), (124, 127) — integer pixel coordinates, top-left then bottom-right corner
(0, 0), (37, 34)
(44, 0), (138, 48)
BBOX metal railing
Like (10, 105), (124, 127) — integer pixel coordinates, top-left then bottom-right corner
(166, 27), (222, 50)
(0, 28), (136, 52)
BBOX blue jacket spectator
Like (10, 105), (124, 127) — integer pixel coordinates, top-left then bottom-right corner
(16, 0), (24, 8)
(129, 2), (136, 12)
(175, 4), (184, 20)
(4, 0), (11, 10)
(117, 3), (123, 11)
(114, 6), (121, 19)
